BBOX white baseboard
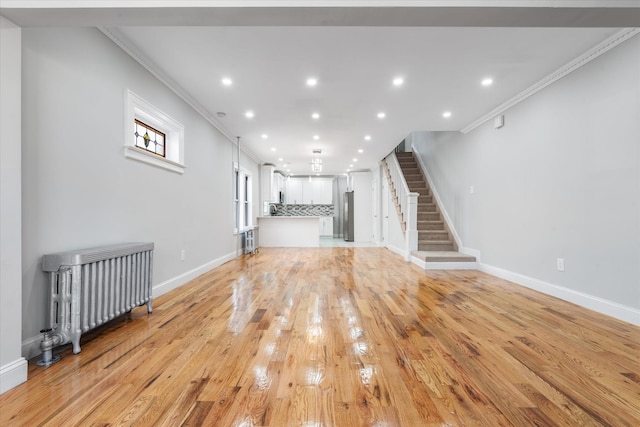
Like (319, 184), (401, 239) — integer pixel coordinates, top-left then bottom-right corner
(153, 251), (236, 297)
(459, 246), (481, 263)
(409, 242), (638, 325)
(21, 335), (42, 361)
(22, 251), (239, 360)
(478, 262), (640, 326)
(385, 243), (407, 260)
(0, 358), (27, 394)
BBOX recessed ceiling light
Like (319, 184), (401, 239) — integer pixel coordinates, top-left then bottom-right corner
(346, 169), (351, 172)
(311, 112), (320, 120)
(313, 135), (319, 140)
(358, 149), (364, 153)
(271, 147), (276, 152)
(349, 164), (354, 168)
(278, 157), (283, 161)
(377, 112), (386, 119)
(481, 78), (494, 86)
(443, 111), (452, 118)
(364, 135), (371, 141)
(261, 134), (268, 139)
(221, 77), (233, 86)
(306, 77), (318, 87)
(353, 158), (358, 162)
(245, 111), (255, 119)
(393, 77), (404, 86)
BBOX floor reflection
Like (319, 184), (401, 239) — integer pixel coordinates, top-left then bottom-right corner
(228, 274), (253, 335)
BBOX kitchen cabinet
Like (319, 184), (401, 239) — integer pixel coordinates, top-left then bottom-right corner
(261, 164), (275, 204)
(286, 177), (333, 204)
(319, 217), (333, 236)
(317, 179), (333, 204)
(287, 179), (303, 204)
(302, 180), (318, 204)
(261, 165), (287, 204)
(274, 172), (285, 203)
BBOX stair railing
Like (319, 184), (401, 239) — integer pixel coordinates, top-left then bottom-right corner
(384, 152), (418, 261)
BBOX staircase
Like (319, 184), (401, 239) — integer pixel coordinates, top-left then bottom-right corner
(395, 152), (476, 266)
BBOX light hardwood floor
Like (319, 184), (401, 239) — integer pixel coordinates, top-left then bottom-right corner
(1, 247), (639, 426)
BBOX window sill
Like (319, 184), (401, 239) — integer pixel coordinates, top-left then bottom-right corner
(124, 146), (185, 174)
(234, 226), (256, 235)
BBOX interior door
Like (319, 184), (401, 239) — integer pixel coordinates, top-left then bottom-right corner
(372, 177), (378, 243)
(382, 175), (389, 245)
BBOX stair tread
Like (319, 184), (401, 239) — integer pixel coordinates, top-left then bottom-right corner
(411, 251), (477, 263)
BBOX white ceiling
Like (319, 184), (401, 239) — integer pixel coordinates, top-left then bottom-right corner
(1, 2), (638, 176)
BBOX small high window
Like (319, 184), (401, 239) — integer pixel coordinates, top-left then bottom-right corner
(124, 90), (185, 174)
(134, 119), (166, 157)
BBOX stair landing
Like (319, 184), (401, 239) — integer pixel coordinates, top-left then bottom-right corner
(411, 251), (477, 270)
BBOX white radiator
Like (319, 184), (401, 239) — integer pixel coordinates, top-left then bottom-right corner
(39, 242), (154, 364)
(243, 226), (259, 254)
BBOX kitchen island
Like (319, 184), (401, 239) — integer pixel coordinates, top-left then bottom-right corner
(257, 216), (320, 247)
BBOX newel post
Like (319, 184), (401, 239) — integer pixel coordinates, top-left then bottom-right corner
(405, 192), (419, 261)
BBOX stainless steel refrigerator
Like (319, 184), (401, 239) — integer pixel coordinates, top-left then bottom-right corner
(343, 191), (354, 242)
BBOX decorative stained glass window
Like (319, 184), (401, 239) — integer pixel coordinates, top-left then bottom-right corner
(134, 119), (166, 157)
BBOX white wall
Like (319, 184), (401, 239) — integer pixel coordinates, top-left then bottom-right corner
(413, 34), (640, 324)
(20, 27), (258, 358)
(0, 17), (28, 393)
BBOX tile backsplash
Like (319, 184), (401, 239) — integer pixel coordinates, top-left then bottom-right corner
(270, 204), (334, 217)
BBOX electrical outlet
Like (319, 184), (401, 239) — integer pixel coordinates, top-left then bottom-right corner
(556, 258), (564, 272)
(469, 185), (475, 194)
(181, 249), (186, 262)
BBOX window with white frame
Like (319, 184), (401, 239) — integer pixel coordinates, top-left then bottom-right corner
(124, 90), (185, 174)
(234, 163), (253, 232)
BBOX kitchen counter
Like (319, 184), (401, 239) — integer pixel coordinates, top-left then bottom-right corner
(257, 216), (320, 247)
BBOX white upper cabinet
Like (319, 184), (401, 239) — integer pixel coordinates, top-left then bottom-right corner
(303, 180), (319, 204)
(274, 172), (285, 202)
(262, 165), (287, 203)
(261, 164), (275, 203)
(286, 177), (334, 204)
(287, 179), (303, 204)
(318, 179), (333, 204)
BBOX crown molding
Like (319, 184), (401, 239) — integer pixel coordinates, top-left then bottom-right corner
(460, 27), (640, 134)
(99, 26), (261, 165)
(4, 1), (640, 7)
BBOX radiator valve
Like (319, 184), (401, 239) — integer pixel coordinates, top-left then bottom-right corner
(37, 328), (61, 366)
